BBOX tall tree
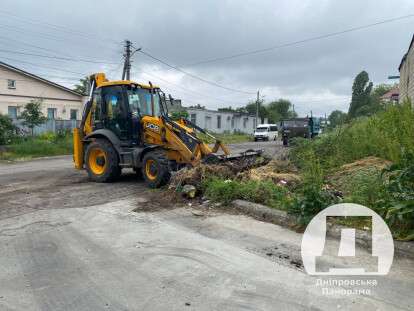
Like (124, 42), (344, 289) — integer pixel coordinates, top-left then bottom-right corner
(73, 77), (90, 95)
(328, 110), (347, 128)
(244, 100), (267, 122)
(267, 99), (297, 123)
(348, 71), (373, 119)
(19, 99), (47, 136)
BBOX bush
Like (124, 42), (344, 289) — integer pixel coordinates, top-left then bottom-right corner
(203, 178), (290, 209)
(0, 114), (16, 145)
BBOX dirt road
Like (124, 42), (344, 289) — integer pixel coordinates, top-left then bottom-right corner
(0, 142), (413, 310)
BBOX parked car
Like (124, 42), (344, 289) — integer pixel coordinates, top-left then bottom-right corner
(254, 124), (278, 141)
(280, 117), (320, 146)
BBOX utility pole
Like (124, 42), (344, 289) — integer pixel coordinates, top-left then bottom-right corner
(255, 90), (260, 127)
(122, 40), (132, 80)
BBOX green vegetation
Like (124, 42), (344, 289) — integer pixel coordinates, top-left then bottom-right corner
(19, 99), (47, 136)
(292, 101), (414, 169)
(0, 114), (16, 145)
(291, 101), (414, 239)
(73, 77), (89, 95)
(215, 98), (297, 124)
(0, 131), (73, 160)
(203, 178), (290, 210)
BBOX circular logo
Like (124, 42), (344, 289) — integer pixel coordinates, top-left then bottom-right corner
(301, 203), (394, 275)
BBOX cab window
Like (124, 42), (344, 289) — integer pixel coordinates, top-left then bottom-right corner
(91, 88), (103, 127)
(127, 86), (161, 117)
(102, 86), (125, 120)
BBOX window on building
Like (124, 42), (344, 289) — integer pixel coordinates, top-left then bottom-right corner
(243, 117), (248, 128)
(7, 79), (16, 89)
(70, 109), (78, 120)
(205, 116), (212, 129)
(190, 113), (197, 124)
(8, 106), (17, 119)
(217, 115), (221, 129)
(47, 108), (56, 120)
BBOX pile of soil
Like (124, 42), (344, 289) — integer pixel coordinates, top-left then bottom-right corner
(237, 159), (301, 186)
(327, 156), (391, 194)
(169, 156), (270, 190)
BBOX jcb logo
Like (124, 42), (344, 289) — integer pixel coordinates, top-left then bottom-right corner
(146, 123), (160, 133)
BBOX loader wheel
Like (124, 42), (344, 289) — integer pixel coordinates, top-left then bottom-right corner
(85, 139), (120, 182)
(142, 150), (171, 188)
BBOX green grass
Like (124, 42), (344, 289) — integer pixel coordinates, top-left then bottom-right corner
(197, 132), (253, 144)
(291, 101), (414, 171)
(0, 132), (73, 161)
(202, 178), (291, 210)
(289, 101), (414, 238)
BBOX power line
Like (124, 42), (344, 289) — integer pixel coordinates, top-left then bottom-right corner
(138, 49), (256, 95)
(0, 9), (121, 46)
(0, 48), (119, 64)
(182, 14), (414, 67)
(139, 71), (247, 106)
(0, 56), (88, 76)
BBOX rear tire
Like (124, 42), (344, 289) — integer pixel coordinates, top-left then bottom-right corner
(142, 150), (171, 188)
(85, 139), (121, 182)
(282, 137), (289, 146)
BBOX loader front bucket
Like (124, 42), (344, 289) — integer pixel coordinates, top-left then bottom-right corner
(202, 148), (264, 165)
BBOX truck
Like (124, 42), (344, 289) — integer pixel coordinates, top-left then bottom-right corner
(280, 117), (320, 146)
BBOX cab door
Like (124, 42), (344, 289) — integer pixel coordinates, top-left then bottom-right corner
(101, 85), (129, 141)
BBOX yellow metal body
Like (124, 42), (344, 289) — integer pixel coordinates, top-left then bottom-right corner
(73, 72), (230, 170)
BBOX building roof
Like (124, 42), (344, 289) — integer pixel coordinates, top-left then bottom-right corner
(0, 61), (83, 97)
(399, 34), (414, 71)
(186, 106), (255, 117)
(380, 87), (399, 100)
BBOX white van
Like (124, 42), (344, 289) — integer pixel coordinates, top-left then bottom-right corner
(254, 124), (278, 141)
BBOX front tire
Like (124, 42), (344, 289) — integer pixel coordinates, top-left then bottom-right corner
(85, 139), (121, 182)
(142, 150), (171, 188)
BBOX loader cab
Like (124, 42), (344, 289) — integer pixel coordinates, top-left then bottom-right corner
(90, 83), (166, 144)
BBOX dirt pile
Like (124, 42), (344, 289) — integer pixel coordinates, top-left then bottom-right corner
(327, 156), (391, 194)
(238, 159), (301, 186)
(169, 164), (235, 190)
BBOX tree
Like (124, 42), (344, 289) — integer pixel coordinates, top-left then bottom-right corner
(218, 106), (235, 112)
(73, 77), (90, 95)
(370, 83), (396, 109)
(19, 100), (47, 135)
(348, 71), (373, 119)
(239, 100), (267, 122)
(0, 114), (16, 144)
(266, 99), (297, 123)
(328, 110), (347, 128)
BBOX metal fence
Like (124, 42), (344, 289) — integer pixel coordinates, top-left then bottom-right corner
(12, 119), (80, 135)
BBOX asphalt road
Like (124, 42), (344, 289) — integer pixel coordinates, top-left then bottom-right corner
(0, 142), (413, 311)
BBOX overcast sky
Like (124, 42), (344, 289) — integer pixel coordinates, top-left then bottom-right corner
(1, 0), (413, 116)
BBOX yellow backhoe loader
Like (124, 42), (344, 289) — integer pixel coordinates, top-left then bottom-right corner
(73, 73), (262, 188)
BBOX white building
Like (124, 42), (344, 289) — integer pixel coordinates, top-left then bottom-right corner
(0, 61), (86, 121)
(186, 107), (267, 134)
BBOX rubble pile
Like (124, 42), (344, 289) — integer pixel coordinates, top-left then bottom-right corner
(237, 159), (301, 187)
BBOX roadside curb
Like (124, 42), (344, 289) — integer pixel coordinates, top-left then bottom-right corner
(231, 199), (414, 259)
